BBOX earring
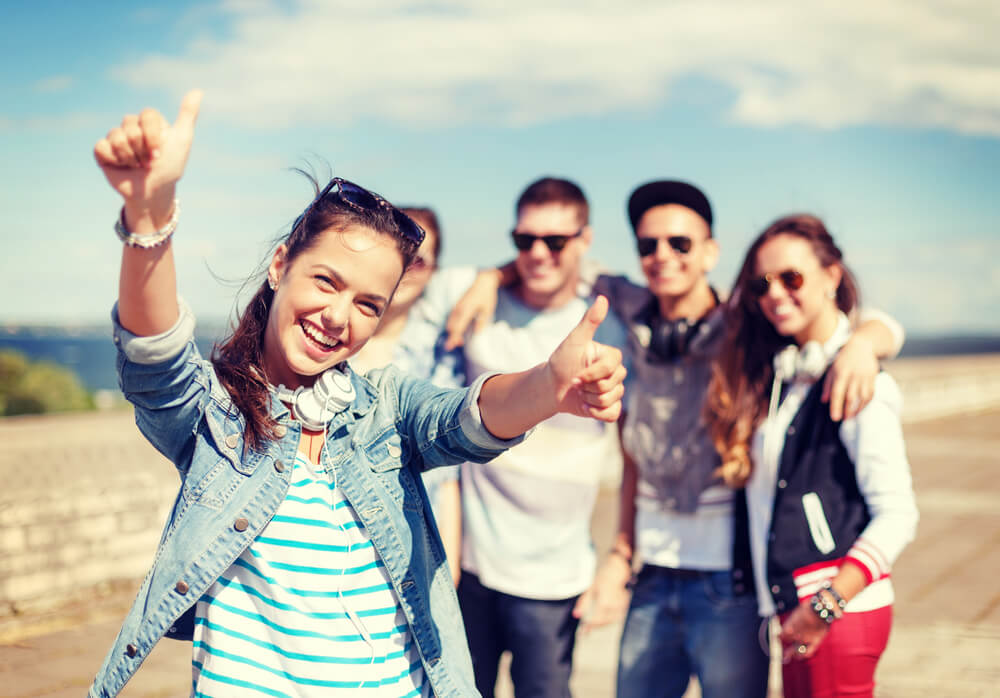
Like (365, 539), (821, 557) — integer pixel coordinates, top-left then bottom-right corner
(826, 288), (836, 300)
(268, 277), (278, 291)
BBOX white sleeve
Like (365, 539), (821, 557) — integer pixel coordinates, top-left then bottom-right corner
(854, 307), (906, 359)
(839, 373), (919, 583)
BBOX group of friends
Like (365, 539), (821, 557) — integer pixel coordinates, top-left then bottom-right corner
(89, 91), (918, 698)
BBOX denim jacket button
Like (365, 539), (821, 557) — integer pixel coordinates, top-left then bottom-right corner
(125, 643), (138, 658)
(225, 433), (240, 449)
(387, 444), (402, 458)
(274, 424), (287, 438)
(234, 517), (249, 532)
(175, 580), (189, 595)
(274, 460), (286, 473)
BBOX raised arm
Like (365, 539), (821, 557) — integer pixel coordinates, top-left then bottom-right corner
(442, 263), (515, 350)
(94, 90), (203, 337)
(444, 257), (615, 350)
(477, 296), (626, 438)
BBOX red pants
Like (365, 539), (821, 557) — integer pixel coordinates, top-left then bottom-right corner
(780, 605), (892, 698)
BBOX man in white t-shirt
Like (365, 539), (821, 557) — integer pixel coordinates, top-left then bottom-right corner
(414, 178), (628, 698)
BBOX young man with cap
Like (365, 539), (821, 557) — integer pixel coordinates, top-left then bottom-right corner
(581, 181), (905, 698)
(398, 177), (628, 698)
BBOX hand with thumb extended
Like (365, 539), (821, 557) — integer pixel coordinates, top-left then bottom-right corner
(94, 89), (203, 221)
(547, 295), (626, 422)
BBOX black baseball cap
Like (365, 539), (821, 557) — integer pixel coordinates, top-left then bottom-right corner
(627, 180), (713, 232)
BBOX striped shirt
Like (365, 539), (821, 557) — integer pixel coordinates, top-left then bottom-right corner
(192, 452), (429, 697)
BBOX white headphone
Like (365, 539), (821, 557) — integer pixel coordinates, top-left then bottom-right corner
(272, 366), (356, 430)
(773, 341), (828, 383)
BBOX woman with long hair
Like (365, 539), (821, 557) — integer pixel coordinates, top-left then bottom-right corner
(706, 214), (918, 697)
(88, 91), (626, 698)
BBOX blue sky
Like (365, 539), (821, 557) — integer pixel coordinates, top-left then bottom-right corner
(1, 0), (998, 333)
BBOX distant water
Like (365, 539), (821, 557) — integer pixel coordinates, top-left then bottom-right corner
(1, 329), (998, 393)
(0, 330), (222, 392)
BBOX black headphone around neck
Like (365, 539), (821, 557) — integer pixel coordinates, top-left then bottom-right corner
(271, 366), (356, 431)
(644, 289), (720, 363)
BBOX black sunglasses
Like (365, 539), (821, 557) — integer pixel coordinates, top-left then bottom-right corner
(636, 235), (693, 258)
(748, 269), (805, 297)
(295, 177), (425, 246)
(511, 228), (584, 253)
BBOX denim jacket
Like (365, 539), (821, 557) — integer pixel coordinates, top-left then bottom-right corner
(89, 301), (523, 697)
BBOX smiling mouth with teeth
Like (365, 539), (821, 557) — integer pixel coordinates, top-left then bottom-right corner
(300, 321), (341, 350)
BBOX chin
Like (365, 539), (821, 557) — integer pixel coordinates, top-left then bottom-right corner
(769, 318), (803, 339)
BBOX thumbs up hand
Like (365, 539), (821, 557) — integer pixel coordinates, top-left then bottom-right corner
(94, 90), (203, 230)
(547, 296), (626, 422)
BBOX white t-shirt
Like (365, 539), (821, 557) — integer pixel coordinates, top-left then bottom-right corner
(460, 287), (628, 600)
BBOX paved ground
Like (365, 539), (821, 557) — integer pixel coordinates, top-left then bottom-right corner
(1, 409), (998, 697)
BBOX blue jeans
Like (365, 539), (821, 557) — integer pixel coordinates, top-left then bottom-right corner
(458, 572), (578, 698)
(617, 566), (769, 698)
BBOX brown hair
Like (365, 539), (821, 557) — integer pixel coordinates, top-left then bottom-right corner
(515, 177), (589, 225)
(704, 214), (860, 487)
(212, 174), (420, 450)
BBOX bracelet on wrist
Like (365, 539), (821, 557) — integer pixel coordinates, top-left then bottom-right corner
(809, 593), (838, 625)
(820, 580), (848, 611)
(115, 199), (180, 248)
(808, 583), (846, 626)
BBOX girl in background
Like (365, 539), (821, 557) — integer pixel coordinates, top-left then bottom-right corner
(353, 207), (463, 585)
(706, 214), (918, 698)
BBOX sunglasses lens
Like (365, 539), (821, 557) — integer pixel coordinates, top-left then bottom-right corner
(334, 179), (377, 209)
(636, 238), (657, 257)
(394, 211), (425, 245)
(669, 236), (693, 254)
(544, 236), (569, 252)
(512, 232), (533, 251)
(781, 270), (805, 291)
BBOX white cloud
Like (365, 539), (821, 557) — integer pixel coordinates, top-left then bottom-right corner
(109, 0), (1000, 135)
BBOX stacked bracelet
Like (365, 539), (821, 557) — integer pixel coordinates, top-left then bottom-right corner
(115, 200), (180, 248)
(809, 580), (847, 625)
(820, 580), (848, 611)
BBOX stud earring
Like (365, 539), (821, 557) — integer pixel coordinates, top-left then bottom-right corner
(268, 277), (278, 291)
(826, 288), (836, 300)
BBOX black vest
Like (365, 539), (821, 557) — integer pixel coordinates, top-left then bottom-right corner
(735, 374), (872, 613)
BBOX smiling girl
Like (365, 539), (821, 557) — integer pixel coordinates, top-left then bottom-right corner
(88, 92), (626, 698)
(706, 214), (918, 698)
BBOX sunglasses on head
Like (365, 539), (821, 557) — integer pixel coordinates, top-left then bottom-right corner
(636, 235), (693, 258)
(296, 177), (425, 246)
(511, 228), (584, 253)
(748, 269), (805, 297)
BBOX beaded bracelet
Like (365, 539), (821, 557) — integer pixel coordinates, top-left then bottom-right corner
(115, 199), (180, 248)
(809, 592), (838, 625)
(820, 580), (848, 611)
(809, 580), (847, 626)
